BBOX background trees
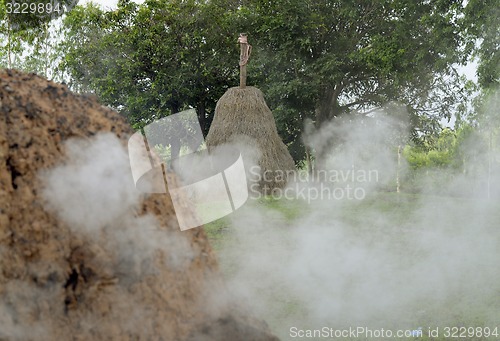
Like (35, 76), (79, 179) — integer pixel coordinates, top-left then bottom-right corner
(0, 0), (76, 78)
(57, 0), (475, 162)
(237, 0), (469, 161)
(62, 0), (239, 133)
(1, 0), (497, 175)
(463, 0), (499, 91)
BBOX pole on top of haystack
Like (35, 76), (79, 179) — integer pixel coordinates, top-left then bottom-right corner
(238, 33), (252, 88)
(206, 33), (295, 193)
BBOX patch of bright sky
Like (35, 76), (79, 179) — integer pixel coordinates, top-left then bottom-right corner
(81, 0), (144, 11)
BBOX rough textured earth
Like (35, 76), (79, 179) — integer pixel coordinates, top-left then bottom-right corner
(0, 69), (279, 341)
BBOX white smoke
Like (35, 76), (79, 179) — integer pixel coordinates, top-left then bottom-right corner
(214, 107), (500, 339)
(41, 133), (194, 273)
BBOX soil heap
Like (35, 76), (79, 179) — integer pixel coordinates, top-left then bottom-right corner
(0, 69), (279, 341)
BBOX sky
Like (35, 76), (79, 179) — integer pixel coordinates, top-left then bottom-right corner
(82, 0), (143, 11)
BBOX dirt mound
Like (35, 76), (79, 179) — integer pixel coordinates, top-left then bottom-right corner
(0, 69), (279, 341)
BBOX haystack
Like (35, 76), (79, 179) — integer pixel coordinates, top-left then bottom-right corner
(206, 86), (296, 192)
(0, 69), (279, 341)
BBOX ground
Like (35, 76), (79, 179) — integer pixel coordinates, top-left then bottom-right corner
(205, 191), (500, 341)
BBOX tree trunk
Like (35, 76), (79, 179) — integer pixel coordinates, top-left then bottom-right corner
(314, 83), (344, 127)
(170, 103), (181, 161)
(488, 129), (492, 199)
(313, 83), (344, 170)
(397, 144), (402, 194)
(305, 146), (313, 175)
(7, 18), (12, 69)
(197, 101), (208, 137)
(44, 22), (49, 78)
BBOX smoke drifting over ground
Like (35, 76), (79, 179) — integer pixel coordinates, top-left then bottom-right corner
(217, 106), (500, 338)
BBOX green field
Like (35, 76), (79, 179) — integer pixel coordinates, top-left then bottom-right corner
(205, 192), (500, 340)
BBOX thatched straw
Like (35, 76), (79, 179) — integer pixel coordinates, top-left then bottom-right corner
(206, 86), (296, 192)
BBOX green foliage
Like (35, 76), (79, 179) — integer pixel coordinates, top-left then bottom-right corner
(404, 128), (460, 170)
(402, 113), (500, 196)
(403, 145), (430, 170)
(427, 149), (452, 167)
(463, 0), (499, 89)
(237, 0), (469, 161)
(59, 0), (473, 163)
(0, 0), (68, 80)
(62, 0), (239, 133)
(2, 0), (77, 31)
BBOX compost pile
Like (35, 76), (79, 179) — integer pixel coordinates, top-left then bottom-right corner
(0, 69), (279, 341)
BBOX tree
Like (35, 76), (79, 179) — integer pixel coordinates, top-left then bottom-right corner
(236, 0), (469, 165)
(62, 0), (239, 133)
(463, 0), (499, 90)
(0, 0), (72, 79)
(60, 0), (472, 167)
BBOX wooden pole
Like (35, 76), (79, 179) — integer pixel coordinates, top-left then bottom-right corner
(238, 33), (251, 89)
(397, 144), (401, 194)
(240, 63), (247, 88)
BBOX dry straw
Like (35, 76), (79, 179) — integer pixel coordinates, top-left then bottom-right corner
(206, 86), (296, 192)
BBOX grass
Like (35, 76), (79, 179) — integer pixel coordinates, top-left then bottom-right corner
(203, 215), (230, 250)
(203, 191), (500, 340)
(204, 195), (308, 250)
